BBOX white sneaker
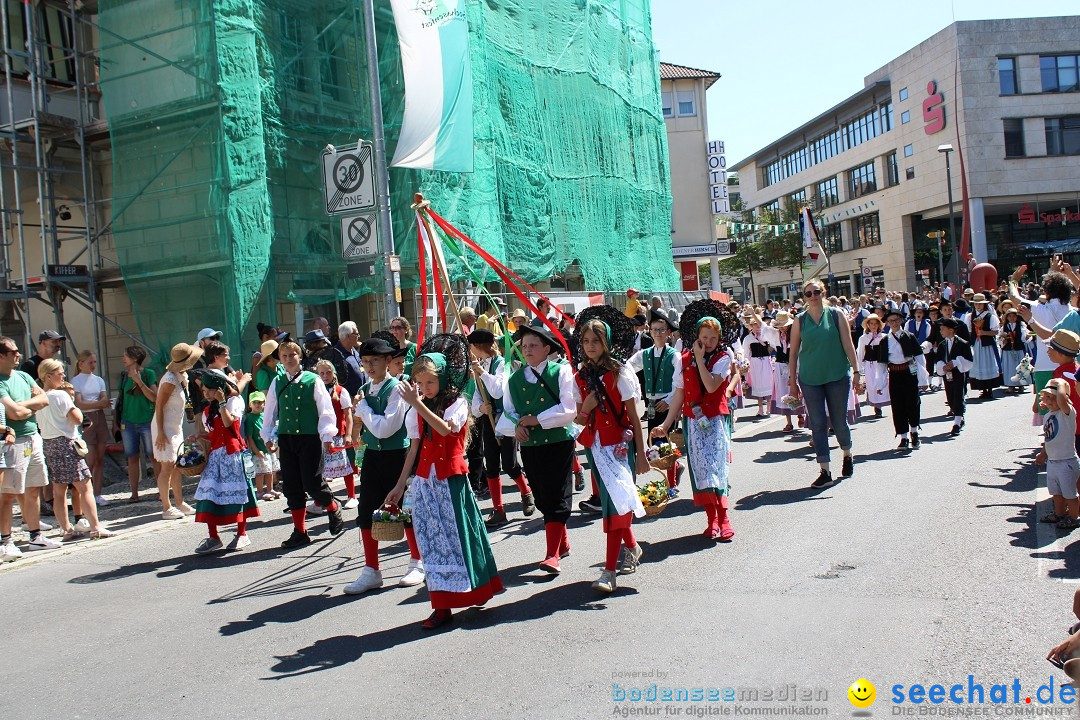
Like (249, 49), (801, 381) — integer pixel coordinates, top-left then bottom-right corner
(95, 495), (109, 506)
(618, 544), (643, 575)
(592, 569), (617, 593)
(226, 534), (251, 551)
(343, 566), (383, 595)
(27, 535), (62, 551)
(177, 502), (196, 516)
(0, 539), (21, 562)
(306, 501), (327, 515)
(398, 559), (425, 587)
(162, 507), (185, 520)
(74, 518), (91, 534)
(342, 497), (359, 510)
(20, 520), (53, 532)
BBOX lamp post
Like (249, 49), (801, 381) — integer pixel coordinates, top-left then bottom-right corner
(927, 230), (946, 287)
(937, 143), (958, 287)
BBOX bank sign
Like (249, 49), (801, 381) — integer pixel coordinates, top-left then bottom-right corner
(1018, 203), (1079, 226)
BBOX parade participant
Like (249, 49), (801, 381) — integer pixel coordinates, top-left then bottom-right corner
(314, 359), (356, 509)
(939, 300), (971, 342)
(345, 337), (424, 594)
(653, 300), (741, 540)
(1038, 378), (1080, 530)
(740, 313), (778, 416)
(856, 314), (890, 418)
(573, 316), (648, 593)
(905, 303), (932, 391)
(630, 313), (651, 353)
(628, 309), (682, 486)
(388, 317), (418, 374)
(967, 294), (1002, 399)
(260, 341), (344, 549)
(467, 330), (533, 527)
(153, 343), (202, 519)
(386, 338), (502, 630)
(788, 280), (859, 488)
(934, 317), (973, 435)
(192, 369), (259, 554)
(770, 311), (804, 432)
(999, 304), (1030, 393)
(926, 305), (944, 391)
(244, 392), (279, 500)
(496, 324), (576, 573)
(883, 309), (925, 450)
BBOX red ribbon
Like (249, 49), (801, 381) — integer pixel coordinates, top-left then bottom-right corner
(415, 222), (428, 348)
(424, 208), (571, 358)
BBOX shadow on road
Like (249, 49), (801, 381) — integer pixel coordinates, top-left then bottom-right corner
(735, 485), (836, 511)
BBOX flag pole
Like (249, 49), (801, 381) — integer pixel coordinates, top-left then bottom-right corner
(360, 0), (399, 326)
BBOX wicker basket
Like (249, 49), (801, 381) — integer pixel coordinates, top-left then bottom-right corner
(177, 436), (210, 478)
(648, 453), (680, 471)
(668, 430), (685, 449)
(371, 521), (405, 542)
(643, 498), (669, 516)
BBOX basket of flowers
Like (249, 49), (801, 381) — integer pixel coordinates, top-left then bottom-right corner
(668, 429), (685, 450)
(638, 476), (671, 516)
(371, 503), (410, 542)
(176, 436), (210, 477)
(646, 441), (682, 471)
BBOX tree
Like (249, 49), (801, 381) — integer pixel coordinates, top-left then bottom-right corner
(716, 198), (804, 279)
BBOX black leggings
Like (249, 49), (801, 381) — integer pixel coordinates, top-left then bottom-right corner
(480, 416), (521, 479)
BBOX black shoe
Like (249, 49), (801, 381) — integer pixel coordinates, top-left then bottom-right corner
(521, 492), (536, 517)
(281, 530), (311, 549)
(473, 484), (490, 500)
(811, 469), (836, 489)
(910, 432), (921, 449)
(484, 509), (508, 528)
(960, 418), (965, 429)
(897, 438), (910, 450)
(841, 455), (853, 477)
(573, 470), (585, 493)
(950, 425), (961, 436)
(874, 407), (883, 418)
(328, 508), (344, 535)
(578, 495), (602, 514)
(946, 411), (954, 419)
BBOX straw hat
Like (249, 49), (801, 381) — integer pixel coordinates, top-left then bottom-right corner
(862, 314), (883, 332)
(511, 308), (527, 320)
(771, 311), (794, 329)
(971, 293), (988, 304)
(1050, 329), (1080, 358)
(254, 339), (279, 369)
(166, 342), (203, 373)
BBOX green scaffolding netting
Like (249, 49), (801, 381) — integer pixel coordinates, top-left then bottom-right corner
(98, 0), (676, 355)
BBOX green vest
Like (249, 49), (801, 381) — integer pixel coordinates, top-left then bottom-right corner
(642, 346), (676, 398)
(275, 371), (319, 435)
(360, 377), (409, 451)
(475, 356), (504, 414)
(508, 361), (571, 447)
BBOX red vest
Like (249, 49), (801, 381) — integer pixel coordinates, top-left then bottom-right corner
(681, 350), (729, 419)
(329, 384), (348, 437)
(575, 369), (630, 448)
(205, 407), (245, 454)
(415, 415), (469, 479)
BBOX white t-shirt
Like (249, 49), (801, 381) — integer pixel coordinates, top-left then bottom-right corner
(38, 389), (80, 440)
(71, 372), (107, 403)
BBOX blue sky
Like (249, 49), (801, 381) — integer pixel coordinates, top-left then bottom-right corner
(650, 1), (1073, 164)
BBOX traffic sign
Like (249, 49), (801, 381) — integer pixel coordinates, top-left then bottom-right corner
(340, 212), (378, 259)
(863, 276), (873, 287)
(861, 266), (872, 277)
(323, 143), (376, 215)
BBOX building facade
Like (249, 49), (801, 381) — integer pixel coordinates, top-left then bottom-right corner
(733, 15), (1080, 300)
(660, 62), (723, 291)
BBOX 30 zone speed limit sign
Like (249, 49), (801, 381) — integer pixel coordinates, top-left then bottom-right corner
(323, 143), (376, 215)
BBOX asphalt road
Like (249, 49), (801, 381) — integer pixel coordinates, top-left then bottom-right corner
(3, 389), (1076, 718)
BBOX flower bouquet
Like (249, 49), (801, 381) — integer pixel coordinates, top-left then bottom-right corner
(176, 436), (209, 477)
(371, 503), (410, 542)
(646, 441), (682, 471)
(638, 476), (671, 516)
(779, 394), (802, 410)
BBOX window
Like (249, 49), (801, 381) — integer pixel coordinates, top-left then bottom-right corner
(817, 177), (839, 208)
(677, 90), (696, 116)
(847, 161), (877, 200)
(898, 87), (909, 101)
(760, 199), (780, 217)
(1003, 118), (1025, 157)
(900, 110), (911, 124)
(885, 152), (899, 186)
(278, 12), (307, 93)
(788, 189), (806, 208)
(1041, 55), (1080, 93)
(3, 2), (76, 82)
(905, 167), (915, 180)
(661, 91), (672, 118)
(903, 144), (913, 157)
(822, 223), (843, 255)
(1046, 116), (1080, 156)
(854, 213), (881, 248)
(999, 57), (1018, 95)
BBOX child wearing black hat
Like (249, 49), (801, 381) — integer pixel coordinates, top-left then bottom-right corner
(934, 317), (973, 435)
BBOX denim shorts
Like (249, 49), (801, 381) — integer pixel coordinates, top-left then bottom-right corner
(120, 421), (153, 459)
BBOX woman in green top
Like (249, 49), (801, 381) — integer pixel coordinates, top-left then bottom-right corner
(389, 316), (417, 374)
(787, 279), (861, 489)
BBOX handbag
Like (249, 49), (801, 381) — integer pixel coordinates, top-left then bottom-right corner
(73, 437), (89, 457)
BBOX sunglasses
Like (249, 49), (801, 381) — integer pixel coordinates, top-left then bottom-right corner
(0, 347), (17, 355)
(390, 325), (406, 330)
(804, 289), (823, 297)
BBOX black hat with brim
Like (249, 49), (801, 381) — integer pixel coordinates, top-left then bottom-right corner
(359, 337), (396, 357)
(884, 308), (904, 321)
(573, 304), (636, 363)
(939, 317), (963, 330)
(201, 368), (238, 394)
(467, 329), (496, 346)
(648, 308), (677, 331)
(515, 324), (562, 353)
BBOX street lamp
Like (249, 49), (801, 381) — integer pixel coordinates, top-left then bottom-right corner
(937, 143), (958, 287)
(927, 230), (946, 286)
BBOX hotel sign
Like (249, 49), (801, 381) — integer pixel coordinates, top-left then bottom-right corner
(706, 140), (729, 216)
(1018, 203), (1079, 225)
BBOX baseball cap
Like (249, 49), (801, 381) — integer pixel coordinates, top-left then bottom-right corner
(196, 327), (222, 342)
(39, 330), (65, 342)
